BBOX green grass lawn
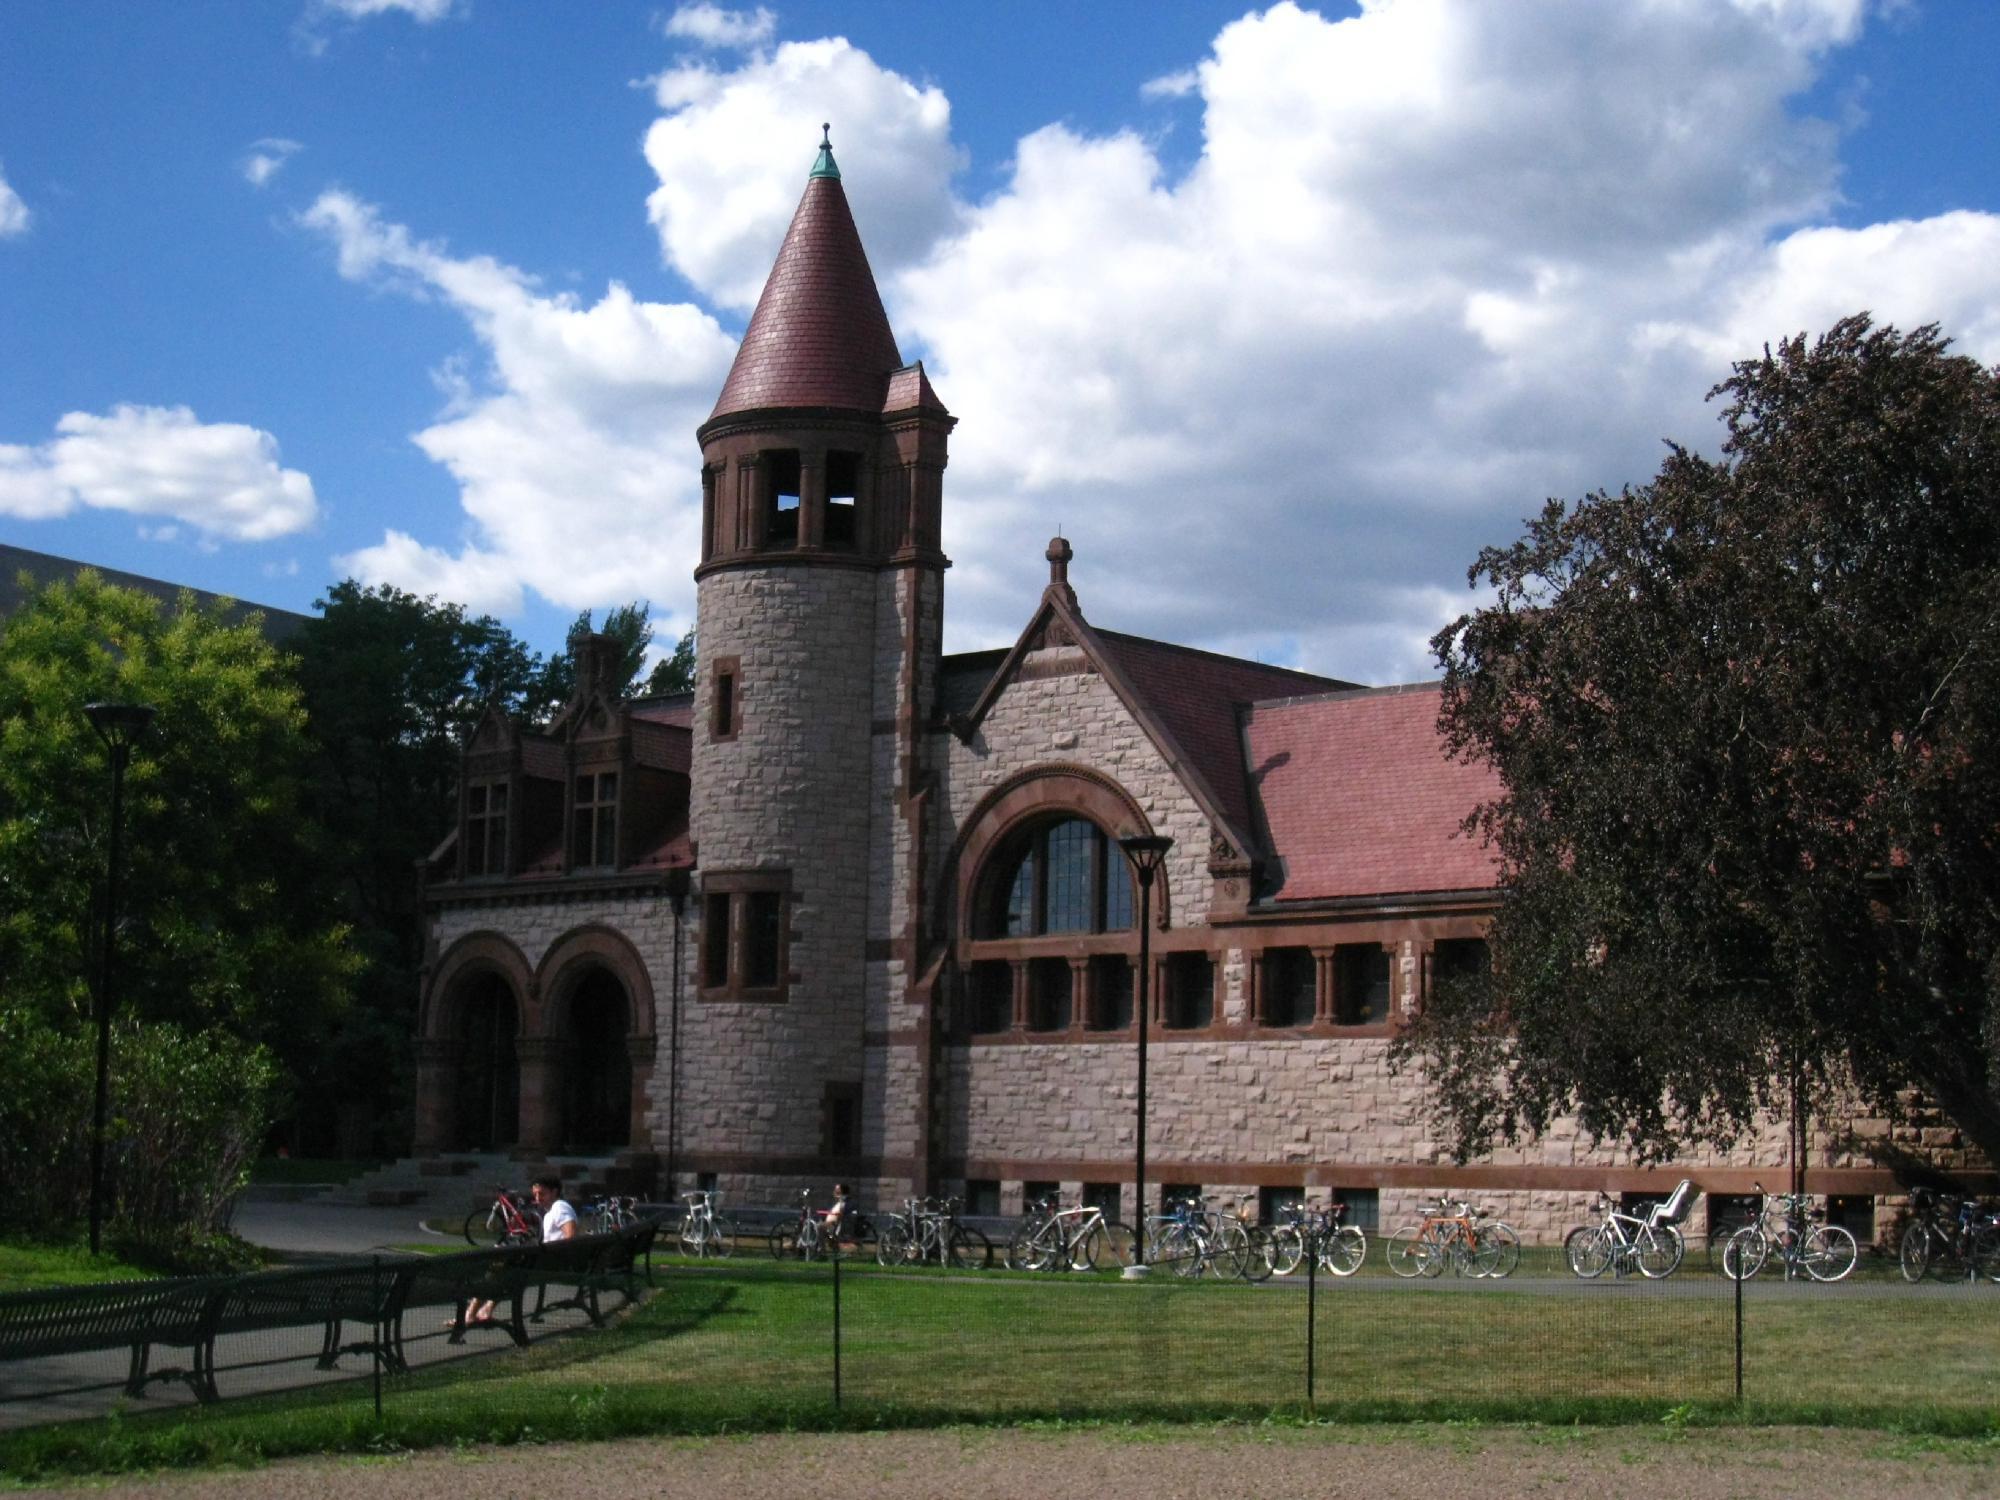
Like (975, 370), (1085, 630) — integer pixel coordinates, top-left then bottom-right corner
(0, 1238), (161, 1292)
(249, 1157), (383, 1186)
(4, 1255), (1996, 1483)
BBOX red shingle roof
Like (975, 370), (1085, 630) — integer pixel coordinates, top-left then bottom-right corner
(1243, 684), (1502, 901)
(711, 174), (905, 419)
(1095, 630), (1352, 845)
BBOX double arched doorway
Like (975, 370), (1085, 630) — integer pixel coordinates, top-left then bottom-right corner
(421, 926), (656, 1158)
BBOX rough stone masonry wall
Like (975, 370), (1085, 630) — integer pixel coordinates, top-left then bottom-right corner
(683, 565), (878, 1168)
(861, 566), (941, 1191)
(924, 647), (1894, 1243)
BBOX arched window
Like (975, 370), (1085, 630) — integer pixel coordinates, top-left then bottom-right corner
(977, 816), (1134, 939)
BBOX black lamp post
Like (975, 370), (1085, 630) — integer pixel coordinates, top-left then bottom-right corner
(663, 866), (691, 1201)
(1118, 833), (1173, 1277)
(83, 701), (155, 1256)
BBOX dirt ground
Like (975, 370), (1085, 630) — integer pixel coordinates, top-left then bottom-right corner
(14, 1424), (2000, 1500)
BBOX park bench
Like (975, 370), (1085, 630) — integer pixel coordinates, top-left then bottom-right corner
(191, 1261), (402, 1402)
(0, 1275), (227, 1402)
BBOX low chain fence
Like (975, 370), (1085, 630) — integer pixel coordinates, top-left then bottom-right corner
(4, 1210), (1998, 1463)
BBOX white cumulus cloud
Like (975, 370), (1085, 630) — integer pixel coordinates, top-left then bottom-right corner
(643, 36), (961, 310)
(0, 406), (318, 541)
(662, 3), (776, 50)
(312, 0), (458, 20)
(299, 190), (737, 619)
(874, 0), (2000, 681)
(241, 138), (304, 188)
(0, 163), (29, 237)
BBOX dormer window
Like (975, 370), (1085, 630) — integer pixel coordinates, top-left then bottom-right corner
(572, 771), (617, 869)
(826, 450), (861, 549)
(464, 781), (508, 878)
(764, 449), (801, 547)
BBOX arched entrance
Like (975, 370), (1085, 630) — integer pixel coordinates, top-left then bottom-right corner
(452, 972), (520, 1151)
(563, 967), (632, 1151)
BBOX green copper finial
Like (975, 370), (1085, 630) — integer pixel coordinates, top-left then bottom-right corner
(810, 122), (841, 180)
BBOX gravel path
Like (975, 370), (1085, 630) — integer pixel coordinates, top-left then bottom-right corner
(14, 1424), (1997, 1499)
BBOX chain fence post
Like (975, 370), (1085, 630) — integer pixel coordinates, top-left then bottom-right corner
(1733, 1257), (1744, 1404)
(832, 1244), (843, 1411)
(371, 1254), (383, 1422)
(1305, 1233), (1317, 1414)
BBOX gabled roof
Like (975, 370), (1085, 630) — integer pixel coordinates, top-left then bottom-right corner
(710, 155), (907, 420)
(1242, 683), (1502, 902)
(956, 583), (1345, 863)
(1094, 631), (1353, 843)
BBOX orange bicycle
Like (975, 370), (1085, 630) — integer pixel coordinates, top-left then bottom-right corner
(1385, 1196), (1519, 1278)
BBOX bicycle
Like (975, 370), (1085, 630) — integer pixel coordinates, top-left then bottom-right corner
(1898, 1188), (2000, 1283)
(1564, 1180), (1691, 1279)
(677, 1189), (735, 1258)
(877, 1195), (992, 1269)
(581, 1194), (637, 1236)
(1267, 1200), (1367, 1277)
(1721, 1183), (1858, 1282)
(464, 1185), (540, 1247)
(1145, 1195), (1252, 1280)
(1011, 1195), (1129, 1272)
(1385, 1197), (1519, 1278)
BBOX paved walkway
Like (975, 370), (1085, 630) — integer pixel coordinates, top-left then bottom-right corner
(229, 1198), (452, 1260)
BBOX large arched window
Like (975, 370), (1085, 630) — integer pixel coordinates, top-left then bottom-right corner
(977, 816), (1134, 939)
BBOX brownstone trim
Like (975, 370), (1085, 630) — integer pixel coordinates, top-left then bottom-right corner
(424, 930), (534, 1039)
(937, 763), (1167, 945)
(535, 923), (657, 1039)
(697, 868), (793, 1002)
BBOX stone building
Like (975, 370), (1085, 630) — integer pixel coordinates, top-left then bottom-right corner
(413, 136), (1913, 1242)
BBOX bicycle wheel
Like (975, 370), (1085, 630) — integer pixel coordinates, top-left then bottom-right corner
(1721, 1226), (1767, 1281)
(711, 1216), (736, 1258)
(1635, 1225), (1679, 1279)
(877, 1218), (912, 1267)
(1099, 1221), (1136, 1269)
(1161, 1226), (1206, 1279)
(767, 1221), (797, 1259)
(1385, 1224), (1430, 1278)
(1971, 1224), (2000, 1283)
(1899, 1222), (1932, 1283)
(1005, 1220), (1044, 1271)
(1323, 1225), (1367, 1277)
(948, 1224), (994, 1270)
(1567, 1224), (1611, 1279)
(1070, 1224), (1106, 1272)
(1803, 1224), (1858, 1282)
(1240, 1225), (1276, 1282)
(464, 1206), (504, 1248)
(1208, 1221), (1252, 1280)
(1267, 1225), (1306, 1277)
(679, 1218), (706, 1257)
(1478, 1221), (1521, 1278)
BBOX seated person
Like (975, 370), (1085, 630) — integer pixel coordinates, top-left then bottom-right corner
(462, 1175), (578, 1326)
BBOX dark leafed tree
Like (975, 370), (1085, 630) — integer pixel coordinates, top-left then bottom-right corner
(530, 602), (654, 717)
(1396, 316), (2000, 1169)
(644, 625), (696, 696)
(288, 579), (542, 1154)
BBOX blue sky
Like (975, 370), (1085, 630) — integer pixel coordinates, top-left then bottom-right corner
(3, 1), (1998, 682)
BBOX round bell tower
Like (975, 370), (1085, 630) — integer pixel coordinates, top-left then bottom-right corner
(684, 129), (953, 1199)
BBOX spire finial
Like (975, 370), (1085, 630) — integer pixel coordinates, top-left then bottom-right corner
(810, 123), (841, 181)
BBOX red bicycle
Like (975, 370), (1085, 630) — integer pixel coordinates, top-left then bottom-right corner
(464, 1186), (541, 1247)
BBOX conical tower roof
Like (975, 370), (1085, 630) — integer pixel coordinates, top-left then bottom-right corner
(710, 129), (907, 420)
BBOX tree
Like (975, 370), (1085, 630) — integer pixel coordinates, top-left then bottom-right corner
(1399, 316), (2000, 1170)
(530, 602), (653, 717)
(645, 625), (696, 696)
(287, 579), (542, 1155)
(0, 570), (356, 1081)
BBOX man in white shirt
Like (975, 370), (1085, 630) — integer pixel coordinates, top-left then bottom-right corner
(532, 1176), (577, 1241)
